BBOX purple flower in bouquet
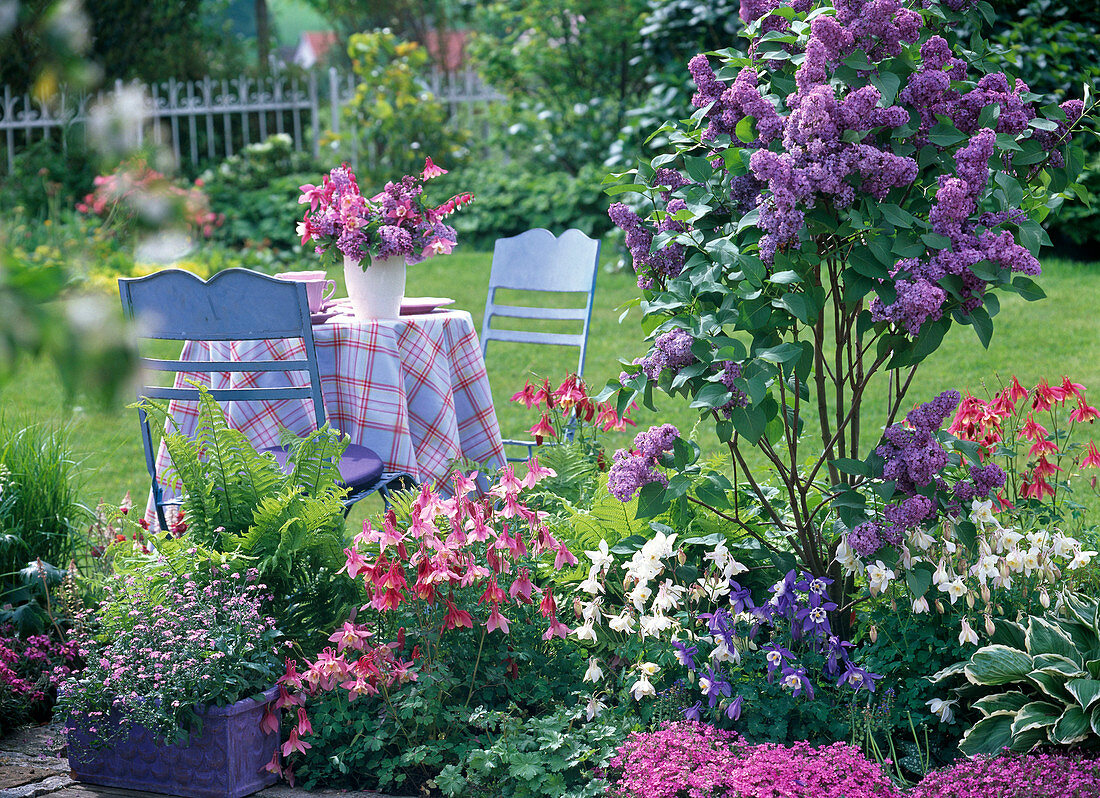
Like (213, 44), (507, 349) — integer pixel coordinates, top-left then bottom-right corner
(297, 157), (472, 269)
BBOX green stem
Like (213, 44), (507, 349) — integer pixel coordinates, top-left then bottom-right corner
(462, 627), (487, 711)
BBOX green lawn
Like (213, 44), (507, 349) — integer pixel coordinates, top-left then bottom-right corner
(2, 253), (1099, 522)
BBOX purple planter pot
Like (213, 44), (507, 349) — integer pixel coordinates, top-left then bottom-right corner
(66, 687), (281, 798)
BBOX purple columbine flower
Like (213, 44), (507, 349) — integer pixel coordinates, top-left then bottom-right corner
(683, 700), (703, 722)
(837, 663), (883, 693)
(726, 694), (744, 721)
(700, 666), (732, 708)
(672, 640), (698, 672)
(728, 581), (755, 614)
(781, 665), (815, 699)
(763, 644), (794, 682)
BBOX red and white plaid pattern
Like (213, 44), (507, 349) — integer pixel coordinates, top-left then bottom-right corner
(145, 309), (505, 524)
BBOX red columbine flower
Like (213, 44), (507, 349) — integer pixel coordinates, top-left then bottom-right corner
(260, 705), (280, 735)
(539, 587), (557, 618)
(1021, 472), (1055, 500)
(989, 388), (1016, 418)
(421, 156), (447, 179)
(281, 728), (312, 758)
(296, 707), (313, 736)
(509, 568), (534, 603)
(1061, 376), (1086, 402)
(1018, 415), (1049, 443)
(1029, 438), (1059, 457)
(1032, 379), (1064, 410)
(279, 658), (303, 690)
(511, 381), (540, 409)
(553, 374), (588, 411)
(1032, 455), (1063, 479)
(478, 577), (506, 606)
(528, 413), (556, 445)
(442, 598), (473, 630)
(1008, 375), (1028, 402)
(1083, 441), (1100, 469)
(1071, 401), (1100, 424)
(486, 605), (510, 634)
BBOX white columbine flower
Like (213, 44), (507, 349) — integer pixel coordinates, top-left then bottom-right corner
(583, 657), (604, 683)
(1070, 549), (1098, 569)
(1004, 549), (1025, 573)
(586, 694), (606, 720)
(943, 578), (967, 604)
(607, 611), (636, 634)
(970, 498), (999, 527)
(958, 617), (979, 646)
(585, 539), (614, 573)
(866, 560), (894, 596)
(578, 565), (605, 595)
(912, 596), (930, 614)
(628, 583), (653, 613)
(574, 622), (598, 643)
(630, 675), (656, 701)
(927, 697), (957, 724)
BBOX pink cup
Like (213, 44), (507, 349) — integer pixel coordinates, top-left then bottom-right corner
(275, 270), (337, 313)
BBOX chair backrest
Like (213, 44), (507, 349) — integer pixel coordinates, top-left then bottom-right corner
(118, 268), (327, 528)
(480, 228), (600, 377)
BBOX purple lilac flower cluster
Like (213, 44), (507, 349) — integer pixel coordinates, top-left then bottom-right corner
(608, 201), (688, 290)
(61, 564), (283, 744)
(298, 159), (468, 266)
(0, 626), (81, 731)
(638, 328), (696, 380)
(607, 721), (901, 798)
(680, 571), (878, 724)
(851, 390), (1005, 557)
(608, 424), (680, 501)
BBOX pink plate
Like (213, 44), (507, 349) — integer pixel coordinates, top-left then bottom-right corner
(401, 297), (456, 315)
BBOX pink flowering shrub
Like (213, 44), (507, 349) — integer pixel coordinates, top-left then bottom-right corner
(271, 461), (582, 786)
(58, 564), (282, 746)
(910, 752), (1100, 798)
(0, 625), (81, 733)
(76, 159), (222, 240)
(607, 721), (901, 798)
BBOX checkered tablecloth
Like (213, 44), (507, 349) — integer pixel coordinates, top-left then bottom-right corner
(145, 308), (505, 524)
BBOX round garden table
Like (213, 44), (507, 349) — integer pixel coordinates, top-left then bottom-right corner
(144, 307), (505, 526)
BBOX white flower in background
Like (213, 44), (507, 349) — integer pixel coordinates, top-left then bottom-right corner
(624, 552), (661, 584)
(638, 661), (660, 678)
(628, 583), (653, 613)
(710, 638), (740, 664)
(586, 694), (606, 720)
(704, 542), (731, 571)
(585, 540), (614, 573)
(652, 579), (686, 614)
(910, 528), (936, 551)
(697, 574), (732, 601)
(943, 578), (967, 604)
(578, 567), (605, 595)
(835, 538), (862, 574)
(574, 622), (598, 643)
(1026, 529), (1050, 548)
(1022, 548), (1041, 575)
(580, 599), (602, 623)
(583, 658), (604, 683)
(970, 499), (999, 527)
(932, 560), (951, 588)
(722, 557), (749, 580)
(699, 673), (713, 694)
(927, 698), (957, 724)
(912, 596), (930, 613)
(1004, 549), (1025, 573)
(630, 676), (655, 701)
(639, 614), (673, 638)
(866, 561), (894, 596)
(958, 617), (979, 646)
(608, 611), (636, 634)
(646, 532), (677, 560)
(1070, 549), (1097, 569)
(971, 554), (999, 584)
(1000, 529), (1024, 551)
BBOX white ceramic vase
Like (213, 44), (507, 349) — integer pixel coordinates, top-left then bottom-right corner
(343, 254), (406, 320)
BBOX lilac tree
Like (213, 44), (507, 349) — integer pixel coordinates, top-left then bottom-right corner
(603, 0), (1094, 615)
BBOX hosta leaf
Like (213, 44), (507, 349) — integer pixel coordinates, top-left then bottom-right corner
(1091, 703), (1100, 736)
(1050, 706), (1091, 745)
(1063, 593), (1099, 628)
(964, 645), (1034, 686)
(928, 661), (967, 684)
(1059, 620), (1099, 656)
(1008, 723), (1049, 753)
(959, 711), (1015, 756)
(1032, 653), (1087, 678)
(1028, 670), (1074, 702)
(989, 619), (1026, 650)
(1089, 659), (1100, 681)
(1026, 617), (1082, 664)
(1067, 679), (1100, 711)
(973, 691), (1030, 717)
(1010, 700), (1062, 737)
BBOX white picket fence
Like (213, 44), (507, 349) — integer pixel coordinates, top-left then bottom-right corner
(0, 67), (504, 173)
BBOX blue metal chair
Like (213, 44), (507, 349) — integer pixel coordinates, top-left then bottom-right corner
(480, 228), (600, 459)
(119, 268), (408, 531)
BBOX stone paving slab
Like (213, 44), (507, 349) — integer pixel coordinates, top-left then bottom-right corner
(0, 723), (413, 798)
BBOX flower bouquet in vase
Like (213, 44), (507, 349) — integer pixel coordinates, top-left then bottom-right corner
(297, 158), (473, 319)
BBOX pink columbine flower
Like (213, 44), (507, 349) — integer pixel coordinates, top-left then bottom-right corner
(281, 727), (311, 757)
(421, 156), (447, 179)
(296, 707), (312, 736)
(1083, 441), (1100, 469)
(509, 568), (534, 603)
(486, 606), (510, 634)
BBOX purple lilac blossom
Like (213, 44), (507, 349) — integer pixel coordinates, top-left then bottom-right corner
(607, 424), (681, 501)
